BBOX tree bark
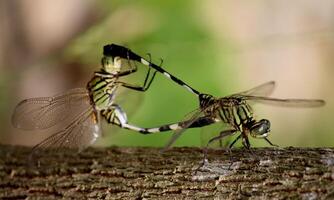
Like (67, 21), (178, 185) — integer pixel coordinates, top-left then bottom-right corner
(0, 145), (333, 199)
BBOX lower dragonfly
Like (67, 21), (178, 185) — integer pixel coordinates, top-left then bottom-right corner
(11, 50), (164, 158)
(164, 81), (325, 152)
(103, 44), (325, 150)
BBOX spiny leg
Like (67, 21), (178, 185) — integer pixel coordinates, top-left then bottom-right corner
(241, 135), (262, 161)
(229, 134), (241, 149)
(242, 135), (255, 154)
(204, 130), (236, 160)
(225, 134), (243, 169)
(264, 137), (279, 147)
(142, 53), (153, 88)
(118, 70), (156, 91)
(141, 55), (163, 91)
(118, 54), (160, 92)
(134, 53), (154, 91)
(242, 136), (251, 150)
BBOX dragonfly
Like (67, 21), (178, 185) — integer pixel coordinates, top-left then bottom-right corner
(103, 44), (325, 149)
(11, 50), (165, 158)
(164, 81), (325, 151)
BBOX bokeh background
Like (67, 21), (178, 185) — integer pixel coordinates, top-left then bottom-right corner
(1, 0), (333, 148)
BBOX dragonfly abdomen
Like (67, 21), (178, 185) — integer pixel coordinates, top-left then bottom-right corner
(118, 117), (217, 134)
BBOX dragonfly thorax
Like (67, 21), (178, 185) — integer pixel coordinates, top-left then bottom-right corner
(215, 97), (254, 130)
(87, 73), (119, 111)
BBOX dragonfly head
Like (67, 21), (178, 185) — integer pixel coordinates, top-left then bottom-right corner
(249, 119), (271, 138)
(103, 44), (129, 58)
(101, 56), (122, 74)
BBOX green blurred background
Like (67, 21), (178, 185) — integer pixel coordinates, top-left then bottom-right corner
(1, 0), (333, 148)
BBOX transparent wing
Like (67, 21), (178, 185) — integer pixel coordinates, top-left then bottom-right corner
(200, 121), (232, 148)
(12, 88), (89, 130)
(30, 107), (101, 156)
(237, 81), (276, 97)
(113, 84), (143, 118)
(163, 104), (218, 150)
(242, 95), (325, 107)
(162, 108), (203, 150)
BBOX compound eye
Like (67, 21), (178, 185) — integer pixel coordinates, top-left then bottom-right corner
(250, 119), (271, 138)
(102, 56), (122, 73)
(113, 57), (122, 69)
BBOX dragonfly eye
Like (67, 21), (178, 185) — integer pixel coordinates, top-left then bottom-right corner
(102, 56), (121, 73)
(250, 119), (271, 138)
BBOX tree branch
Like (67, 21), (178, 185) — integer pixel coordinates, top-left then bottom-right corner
(1, 145), (334, 199)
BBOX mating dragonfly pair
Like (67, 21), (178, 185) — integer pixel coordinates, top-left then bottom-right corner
(12, 44), (325, 158)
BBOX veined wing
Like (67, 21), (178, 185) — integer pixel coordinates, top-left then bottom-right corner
(112, 83), (143, 118)
(12, 88), (90, 130)
(30, 107), (101, 157)
(242, 95), (325, 107)
(163, 104), (218, 150)
(237, 81), (276, 97)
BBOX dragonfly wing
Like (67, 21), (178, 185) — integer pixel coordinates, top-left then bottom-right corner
(12, 88), (90, 130)
(200, 121), (232, 148)
(30, 107), (101, 155)
(243, 95), (325, 107)
(162, 108), (203, 150)
(237, 81), (276, 97)
(163, 104), (218, 150)
(113, 84), (143, 119)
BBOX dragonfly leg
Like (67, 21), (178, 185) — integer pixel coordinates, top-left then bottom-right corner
(118, 71), (157, 91)
(140, 56), (163, 91)
(225, 134), (242, 168)
(204, 130), (236, 163)
(241, 136), (262, 161)
(241, 135), (251, 150)
(228, 134), (241, 149)
(264, 137), (279, 147)
(118, 55), (160, 92)
(139, 53), (155, 91)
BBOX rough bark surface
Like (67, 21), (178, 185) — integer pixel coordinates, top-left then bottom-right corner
(0, 145), (334, 199)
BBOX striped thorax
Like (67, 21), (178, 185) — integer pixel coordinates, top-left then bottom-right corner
(199, 95), (254, 133)
(87, 56), (121, 111)
(218, 95), (253, 130)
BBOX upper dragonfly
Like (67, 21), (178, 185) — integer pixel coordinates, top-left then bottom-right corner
(11, 45), (216, 160)
(103, 44), (325, 149)
(11, 49), (161, 157)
